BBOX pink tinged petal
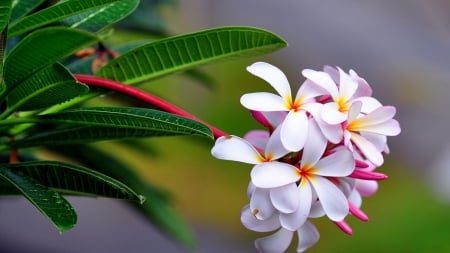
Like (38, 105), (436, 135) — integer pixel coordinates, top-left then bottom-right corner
(352, 96), (382, 113)
(301, 120), (327, 167)
(297, 221), (320, 253)
(211, 135), (263, 164)
(241, 205), (280, 232)
(337, 67), (358, 100)
(262, 111), (287, 127)
(244, 130), (269, 151)
(309, 176), (349, 221)
(251, 162), (300, 188)
(247, 181), (256, 199)
(247, 62), (292, 99)
(347, 101), (362, 122)
(323, 65), (339, 83)
(270, 183), (299, 214)
(240, 92), (288, 111)
(255, 228), (294, 253)
(355, 180), (379, 197)
(302, 69), (339, 99)
(250, 111), (273, 128)
(321, 102), (347, 124)
(250, 187), (276, 220)
(335, 221), (353, 235)
(265, 126), (290, 160)
(280, 110), (308, 152)
(314, 149), (355, 177)
(349, 169), (387, 180)
(279, 180), (312, 231)
(353, 106), (397, 126)
(348, 189), (362, 207)
(295, 79), (326, 100)
(350, 132), (384, 166)
(349, 69), (373, 97)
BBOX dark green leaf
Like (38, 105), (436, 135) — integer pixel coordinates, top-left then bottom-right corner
(0, 166), (77, 232)
(6, 63), (89, 112)
(4, 161), (144, 202)
(9, 0), (45, 22)
(2, 27), (98, 98)
(95, 26), (287, 84)
(8, 0), (133, 36)
(10, 107), (213, 147)
(61, 0), (140, 32)
(0, 0), (12, 32)
(48, 144), (195, 247)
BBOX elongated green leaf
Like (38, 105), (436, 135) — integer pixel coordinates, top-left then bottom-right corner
(48, 144), (195, 247)
(0, 0), (12, 32)
(61, 0), (139, 32)
(95, 26), (287, 84)
(4, 161), (144, 202)
(2, 27), (97, 98)
(8, 0), (132, 36)
(10, 0), (45, 22)
(10, 107), (213, 147)
(0, 166), (77, 232)
(6, 63), (89, 112)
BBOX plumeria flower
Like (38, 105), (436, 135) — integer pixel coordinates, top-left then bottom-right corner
(343, 101), (401, 166)
(240, 62), (325, 151)
(250, 120), (355, 224)
(241, 205), (320, 253)
(302, 67), (382, 125)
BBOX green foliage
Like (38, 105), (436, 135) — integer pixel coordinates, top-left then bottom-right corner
(0, 0), (287, 248)
(96, 26), (287, 84)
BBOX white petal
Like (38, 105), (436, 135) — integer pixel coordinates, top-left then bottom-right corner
(262, 111), (288, 127)
(348, 101), (362, 122)
(305, 103), (343, 144)
(296, 221), (320, 253)
(302, 69), (339, 99)
(247, 181), (256, 199)
(337, 67), (358, 100)
(251, 162), (299, 188)
(280, 110), (308, 151)
(350, 69), (373, 97)
(355, 179), (378, 197)
(352, 106), (396, 127)
(360, 132), (386, 151)
(301, 119), (327, 167)
(279, 180), (312, 231)
(295, 79), (326, 100)
(241, 205), (280, 232)
(250, 187), (276, 220)
(350, 132), (384, 166)
(265, 125), (290, 160)
(255, 228), (294, 253)
(247, 62), (292, 98)
(309, 176), (349, 221)
(321, 102), (347, 124)
(358, 119), (401, 136)
(270, 183), (299, 214)
(241, 92), (287, 111)
(353, 96), (381, 113)
(323, 65), (339, 83)
(314, 149), (355, 177)
(211, 135), (262, 164)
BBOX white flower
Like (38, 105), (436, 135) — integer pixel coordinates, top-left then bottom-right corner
(250, 120), (355, 223)
(343, 101), (401, 166)
(240, 62), (325, 151)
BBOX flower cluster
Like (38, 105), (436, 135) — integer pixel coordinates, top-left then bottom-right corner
(211, 62), (401, 252)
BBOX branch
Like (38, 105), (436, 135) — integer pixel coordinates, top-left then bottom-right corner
(74, 74), (227, 139)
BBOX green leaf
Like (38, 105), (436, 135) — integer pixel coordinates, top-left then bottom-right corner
(48, 144), (195, 247)
(10, 0), (45, 22)
(61, 0), (140, 32)
(0, 166), (77, 232)
(2, 27), (98, 98)
(0, 0), (12, 32)
(8, 0), (133, 37)
(5, 63), (89, 112)
(95, 26), (287, 84)
(11, 107), (213, 147)
(4, 161), (144, 202)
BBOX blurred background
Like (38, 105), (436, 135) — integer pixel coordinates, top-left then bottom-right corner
(1, 0), (450, 252)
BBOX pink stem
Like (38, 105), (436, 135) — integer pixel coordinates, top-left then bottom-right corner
(74, 74), (228, 139)
(348, 201), (369, 222)
(349, 169), (388, 181)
